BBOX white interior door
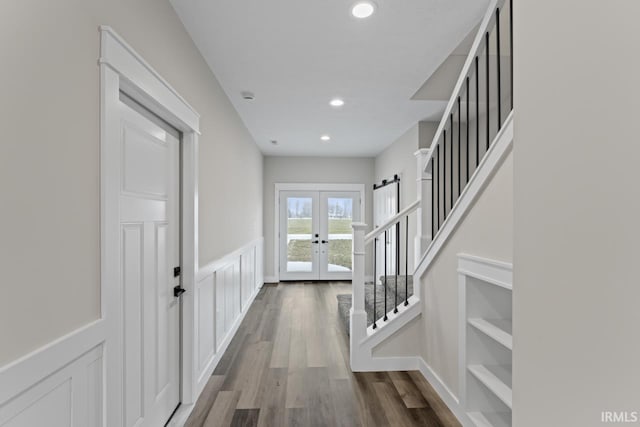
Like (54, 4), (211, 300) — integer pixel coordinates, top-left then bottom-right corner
(279, 190), (361, 281)
(119, 93), (180, 427)
(319, 191), (361, 280)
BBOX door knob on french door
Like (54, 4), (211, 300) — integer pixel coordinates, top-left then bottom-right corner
(321, 240), (329, 244)
(174, 285), (186, 298)
(311, 240), (319, 244)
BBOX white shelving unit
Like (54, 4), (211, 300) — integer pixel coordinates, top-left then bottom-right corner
(458, 254), (513, 427)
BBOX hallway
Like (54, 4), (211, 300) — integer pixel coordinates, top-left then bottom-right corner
(185, 282), (460, 427)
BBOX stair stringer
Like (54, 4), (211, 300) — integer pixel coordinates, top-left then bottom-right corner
(350, 294), (422, 371)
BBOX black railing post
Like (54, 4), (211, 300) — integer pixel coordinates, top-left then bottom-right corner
(404, 215), (409, 306)
(466, 76), (470, 185)
(486, 31), (490, 151)
(475, 56), (480, 167)
(436, 146), (440, 230)
(457, 96), (461, 197)
(431, 157), (435, 238)
(373, 237), (377, 329)
(443, 130), (447, 220)
(496, 7), (502, 130)
(394, 223), (399, 313)
(510, 0), (514, 111)
(449, 113), (454, 210)
(383, 230), (388, 321)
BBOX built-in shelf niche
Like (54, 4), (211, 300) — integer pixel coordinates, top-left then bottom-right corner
(458, 254), (513, 427)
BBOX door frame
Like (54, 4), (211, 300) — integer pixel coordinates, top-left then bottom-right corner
(274, 183), (365, 283)
(100, 27), (200, 426)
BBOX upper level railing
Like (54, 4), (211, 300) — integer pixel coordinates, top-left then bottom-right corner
(424, 0), (513, 240)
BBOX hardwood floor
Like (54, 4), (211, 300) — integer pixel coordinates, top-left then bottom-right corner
(185, 282), (460, 427)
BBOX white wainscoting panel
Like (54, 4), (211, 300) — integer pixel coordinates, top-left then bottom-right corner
(193, 238), (264, 396)
(0, 329), (104, 427)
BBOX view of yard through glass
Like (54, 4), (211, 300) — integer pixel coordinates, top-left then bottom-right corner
(287, 197), (354, 270)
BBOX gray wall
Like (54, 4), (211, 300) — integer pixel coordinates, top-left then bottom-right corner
(513, 1), (640, 425)
(374, 122), (438, 272)
(0, 0), (263, 366)
(263, 156), (375, 279)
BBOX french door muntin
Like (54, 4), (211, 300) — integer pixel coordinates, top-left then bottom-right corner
(279, 190), (361, 281)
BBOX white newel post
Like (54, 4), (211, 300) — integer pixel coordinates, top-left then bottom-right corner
(350, 222), (368, 371)
(414, 148), (432, 269)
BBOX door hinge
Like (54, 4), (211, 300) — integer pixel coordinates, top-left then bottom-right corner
(174, 266), (181, 277)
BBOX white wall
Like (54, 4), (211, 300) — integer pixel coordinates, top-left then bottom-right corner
(513, 1), (640, 425)
(420, 150), (512, 397)
(0, 0), (263, 367)
(263, 156), (375, 280)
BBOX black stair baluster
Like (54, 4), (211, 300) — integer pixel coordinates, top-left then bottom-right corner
(466, 76), (470, 185)
(475, 56), (480, 167)
(443, 129), (447, 220)
(394, 222), (399, 313)
(436, 146), (440, 230)
(431, 157), (435, 237)
(404, 214), (409, 306)
(496, 7), (502, 130)
(457, 96), (461, 198)
(449, 113), (454, 210)
(510, 0), (514, 111)
(383, 229), (388, 321)
(486, 31), (490, 151)
(373, 237), (377, 329)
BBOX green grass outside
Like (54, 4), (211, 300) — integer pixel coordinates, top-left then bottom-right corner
(287, 239), (352, 269)
(287, 218), (353, 234)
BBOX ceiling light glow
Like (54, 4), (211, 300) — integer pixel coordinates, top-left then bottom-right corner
(320, 135), (331, 142)
(330, 98), (345, 107)
(351, 1), (376, 19)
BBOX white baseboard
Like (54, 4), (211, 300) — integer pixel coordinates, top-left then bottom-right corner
(416, 357), (469, 426)
(263, 276), (278, 284)
(0, 321), (105, 427)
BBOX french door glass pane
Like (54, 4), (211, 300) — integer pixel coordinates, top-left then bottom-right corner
(327, 197), (354, 272)
(286, 197), (313, 272)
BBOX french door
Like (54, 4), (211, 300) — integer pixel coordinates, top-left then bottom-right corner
(279, 190), (361, 281)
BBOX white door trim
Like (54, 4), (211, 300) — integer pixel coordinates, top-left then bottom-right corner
(99, 26), (200, 426)
(274, 183), (365, 283)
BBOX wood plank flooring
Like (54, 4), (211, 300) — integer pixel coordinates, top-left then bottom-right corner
(185, 282), (460, 427)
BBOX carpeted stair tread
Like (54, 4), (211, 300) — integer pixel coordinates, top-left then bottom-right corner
(336, 275), (415, 336)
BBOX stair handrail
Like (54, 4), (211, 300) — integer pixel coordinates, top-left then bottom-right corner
(364, 200), (420, 245)
(420, 0), (507, 176)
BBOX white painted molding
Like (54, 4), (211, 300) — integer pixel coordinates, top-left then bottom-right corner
(0, 320), (105, 406)
(197, 237), (264, 282)
(263, 276), (278, 284)
(457, 253), (513, 290)
(413, 112), (513, 280)
(99, 26), (202, 423)
(417, 357), (470, 426)
(98, 26), (199, 133)
(0, 323), (104, 427)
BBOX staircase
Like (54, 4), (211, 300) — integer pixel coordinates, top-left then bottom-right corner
(344, 0), (513, 392)
(337, 276), (413, 335)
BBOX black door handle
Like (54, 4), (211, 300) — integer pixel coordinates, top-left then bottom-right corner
(321, 240), (329, 244)
(174, 285), (186, 298)
(311, 240), (319, 244)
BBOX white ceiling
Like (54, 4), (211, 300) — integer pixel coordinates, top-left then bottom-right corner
(170, 0), (488, 157)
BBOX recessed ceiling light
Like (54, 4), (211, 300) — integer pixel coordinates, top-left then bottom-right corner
(330, 98), (345, 107)
(351, 1), (376, 19)
(270, 140), (278, 145)
(320, 135), (331, 142)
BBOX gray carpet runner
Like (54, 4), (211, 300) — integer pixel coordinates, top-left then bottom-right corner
(337, 276), (414, 336)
